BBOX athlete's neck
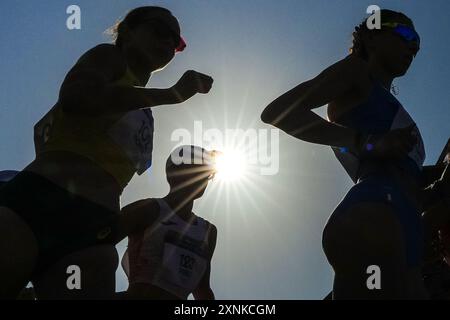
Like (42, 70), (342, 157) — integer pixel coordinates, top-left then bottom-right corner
(121, 46), (153, 85)
(163, 192), (195, 221)
(368, 59), (394, 90)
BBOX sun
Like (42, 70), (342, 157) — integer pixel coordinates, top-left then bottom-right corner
(213, 149), (247, 182)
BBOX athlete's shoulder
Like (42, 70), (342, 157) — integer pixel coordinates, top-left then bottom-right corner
(207, 223), (217, 241)
(73, 44), (127, 79)
(310, 55), (371, 95)
(118, 198), (161, 239)
(190, 214), (217, 235)
(78, 44), (123, 64)
(123, 197), (159, 212)
(208, 222), (217, 233)
(193, 214), (213, 227)
(330, 55), (370, 80)
(122, 198), (161, 228)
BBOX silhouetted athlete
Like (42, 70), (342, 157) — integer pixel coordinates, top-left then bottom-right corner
(0, 6), (213, 299)
(262, 9), (449, 299)
(119, 145), (218, 300)
(323, 141), (450, 299)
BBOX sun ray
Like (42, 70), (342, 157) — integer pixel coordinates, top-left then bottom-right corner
(234, 173), (283, 242)
(168, 170), (212, 193)
(214, 149), (247, 182)
(210, 177), (225, 221)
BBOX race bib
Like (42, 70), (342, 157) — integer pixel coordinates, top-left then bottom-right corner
(108, 109), (154, 175)
(155, 231), (208, 292)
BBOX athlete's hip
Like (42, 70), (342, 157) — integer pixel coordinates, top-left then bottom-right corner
(26, 150), (123, 211)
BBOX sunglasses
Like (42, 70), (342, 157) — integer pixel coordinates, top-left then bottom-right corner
(142, 20), (186, 53)
(382, 22), (421, 47)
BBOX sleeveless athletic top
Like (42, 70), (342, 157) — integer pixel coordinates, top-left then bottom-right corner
(331, 81), (426, 184)
(33, 67), (154, 189)
(122, 199), (212, 299)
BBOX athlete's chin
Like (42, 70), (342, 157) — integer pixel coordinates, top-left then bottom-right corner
(196, 190), (206, 198)
(151, 59), (172, 72)
(149, 49), (174, 66)
(390, 65), (410, 78)
(395, 68), (409, 77)
(141, 53), (172, 72)
(193, 187), (207, 199)
(392, 61), (412, 77)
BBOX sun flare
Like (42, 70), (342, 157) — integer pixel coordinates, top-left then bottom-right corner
(214, 149), (247, 182)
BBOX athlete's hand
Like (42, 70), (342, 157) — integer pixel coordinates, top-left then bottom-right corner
(370, 124), (418, 160)
(172, 70), (214, 102)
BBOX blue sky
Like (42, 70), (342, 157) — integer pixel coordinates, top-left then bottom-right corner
(1, 0), (449, 299)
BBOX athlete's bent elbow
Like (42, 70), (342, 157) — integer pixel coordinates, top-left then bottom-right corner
(260, 110), (270, 124)
(260, 106), (277, 126)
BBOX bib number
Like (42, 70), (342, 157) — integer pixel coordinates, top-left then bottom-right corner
(158, 242), (206, 290)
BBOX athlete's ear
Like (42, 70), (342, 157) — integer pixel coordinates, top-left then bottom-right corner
(364, 32), (377, 52)
(117, 23), (133, 48)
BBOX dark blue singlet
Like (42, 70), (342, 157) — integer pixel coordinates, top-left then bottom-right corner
(328, 81), (426, 267)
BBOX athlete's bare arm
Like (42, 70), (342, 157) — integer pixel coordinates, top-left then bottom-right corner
(261, 56), (370, 150)
(58, 44), (213, 116)
(261, 55), (418, 161)
(192, 224), (217, 300)
(115, 199), (160, 243)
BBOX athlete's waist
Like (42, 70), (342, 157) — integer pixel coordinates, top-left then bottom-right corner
(357, 163), (422, 210)
(38, 140), (136, 190)
(358, 158), (422, 183)
(27, 151), (123, 210)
